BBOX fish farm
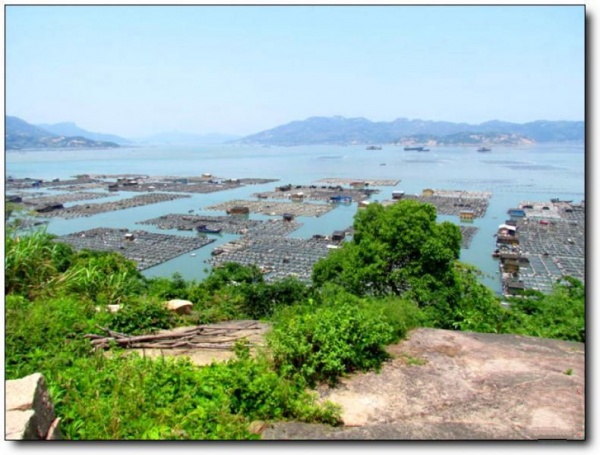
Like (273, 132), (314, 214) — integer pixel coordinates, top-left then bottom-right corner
(209, 236), (335, 283)
(205, 199), (335, 217)
(34, 193), (191, 219)
(138, 214), (302, 237)
(56, 228), (216, 271)
(402, 189), (491, 219)
(253, 183), (374, 203)
(495, 200), (585, 295)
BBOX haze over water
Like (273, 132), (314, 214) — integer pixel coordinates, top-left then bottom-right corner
(6, 143), (584, 294)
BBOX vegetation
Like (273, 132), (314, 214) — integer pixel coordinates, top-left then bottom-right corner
(4, 199), (585, 439)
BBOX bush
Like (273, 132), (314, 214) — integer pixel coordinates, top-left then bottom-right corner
(52, 350), (340, 440)
(4, 230), (75, 298)
(5, 295), (98, 379)
(268, 296), (396, 386)
(108, 298), (176, 335)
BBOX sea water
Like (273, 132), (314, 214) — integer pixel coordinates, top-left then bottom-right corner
(5, 143), (585, 294)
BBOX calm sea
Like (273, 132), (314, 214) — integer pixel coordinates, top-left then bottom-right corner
(5, 143), (585, 294)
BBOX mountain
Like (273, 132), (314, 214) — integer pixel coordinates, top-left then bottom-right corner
(5, 116), (120, 150)
(37, 122), (132, 145)
(236, 116), (584, 146)
(135, 131), (241, 146)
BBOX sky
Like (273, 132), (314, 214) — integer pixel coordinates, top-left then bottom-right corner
(4, 4), (586, 138)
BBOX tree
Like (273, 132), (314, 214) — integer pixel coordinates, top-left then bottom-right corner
(312, 200), (461, 300)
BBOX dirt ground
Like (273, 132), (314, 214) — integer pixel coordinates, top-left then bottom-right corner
(128, 320), (271, 365)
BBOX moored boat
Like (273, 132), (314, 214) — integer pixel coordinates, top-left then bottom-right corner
(196, 224), (222, 234)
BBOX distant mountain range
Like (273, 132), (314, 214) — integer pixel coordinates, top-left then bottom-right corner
(37, 121), (132, 145)
(236, 116), (584, 146)
(5, 117), (120, 150)
(5, 116), (240, 150)
(6, 115), (584, 151)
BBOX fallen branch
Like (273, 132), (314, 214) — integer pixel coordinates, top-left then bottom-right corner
(86, 323), (261, 351)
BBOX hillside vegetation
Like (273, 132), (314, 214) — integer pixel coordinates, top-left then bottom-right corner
(4, 200), (584, 439)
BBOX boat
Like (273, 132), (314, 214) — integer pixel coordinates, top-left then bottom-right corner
(330, 195), (353, 204)
(366, 145), (382, 150)
(477, 147), (492, 152)
(404, 146), (426, 151)
(196, 224), (222, 234)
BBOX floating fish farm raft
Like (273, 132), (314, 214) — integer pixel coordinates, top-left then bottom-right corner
(56, 228), (216, 271)
(33, 193), (191, 219)
(495, 200), (585, 295)
(205, 199), (334, 217)
(402, 189), (492, 218)
(253, 183), (375, 203)
(138, 214), (302, 236)
(316, 178), (400, 186)
(209, 236), (335, 283)
(20, 191), (111, 210)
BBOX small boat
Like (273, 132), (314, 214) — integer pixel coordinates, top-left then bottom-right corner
(196, 224), (222, 234)
(404, 146), (425, 151)
(366, 145), (382, 150)
(477, 147), (492, 152)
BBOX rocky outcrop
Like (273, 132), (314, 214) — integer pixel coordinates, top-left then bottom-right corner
(5, 373), (61, 440)
(263, 328), (585, 440)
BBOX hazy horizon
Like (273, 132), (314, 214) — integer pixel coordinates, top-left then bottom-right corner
(5, 5), (585, 138)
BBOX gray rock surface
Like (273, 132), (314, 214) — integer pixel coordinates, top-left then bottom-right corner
(263, 328), (585, 440)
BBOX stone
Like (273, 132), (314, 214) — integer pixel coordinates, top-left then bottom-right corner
(263, 328), (585, 440)
(46, 418), (62, 440)
(165, 299), (193, 315)
(5, 373), (56, 440)
(249, 421), (269, 435)
(5, 410), (37, 440)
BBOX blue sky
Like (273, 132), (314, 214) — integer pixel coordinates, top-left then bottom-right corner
(5, 5), (585, 138)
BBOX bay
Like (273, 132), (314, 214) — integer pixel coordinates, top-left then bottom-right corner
(5, 143), (585, 294)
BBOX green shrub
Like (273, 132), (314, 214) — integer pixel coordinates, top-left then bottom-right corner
(5, 295), (98, 379)
(4, 230), (75, 298)
(108, 298), (176, 335)
(51, 350), (340, 440)
(56, 250), (145, 305)
(268, 297), (396, 386)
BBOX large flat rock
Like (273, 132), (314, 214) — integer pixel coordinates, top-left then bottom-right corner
(263, 328), (585, 440)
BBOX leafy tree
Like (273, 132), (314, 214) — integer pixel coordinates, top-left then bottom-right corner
(312, 200), (461, 299)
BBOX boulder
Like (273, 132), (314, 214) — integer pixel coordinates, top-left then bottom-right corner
(5, 373), (58, 440)
(165, 299), (193, 315)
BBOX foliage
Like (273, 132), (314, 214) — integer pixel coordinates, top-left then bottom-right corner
(50, 351), (340, 440)
(202, 262), (264, 292)
(268, 294), (397, 387)
(56, 250), (145, 305)
(4, 229), (75, 298)
(144, 272), (190, 301)
(107, 297), (176, 335)
(312, 200), (461, 299)
(421, 262), (507, 333)
(5, 294), (98, 380)
(502, 277), (585, 342)
(238, 276), (311, 319)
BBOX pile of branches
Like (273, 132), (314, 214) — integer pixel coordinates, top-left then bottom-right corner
(86, 321), (261, 350)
